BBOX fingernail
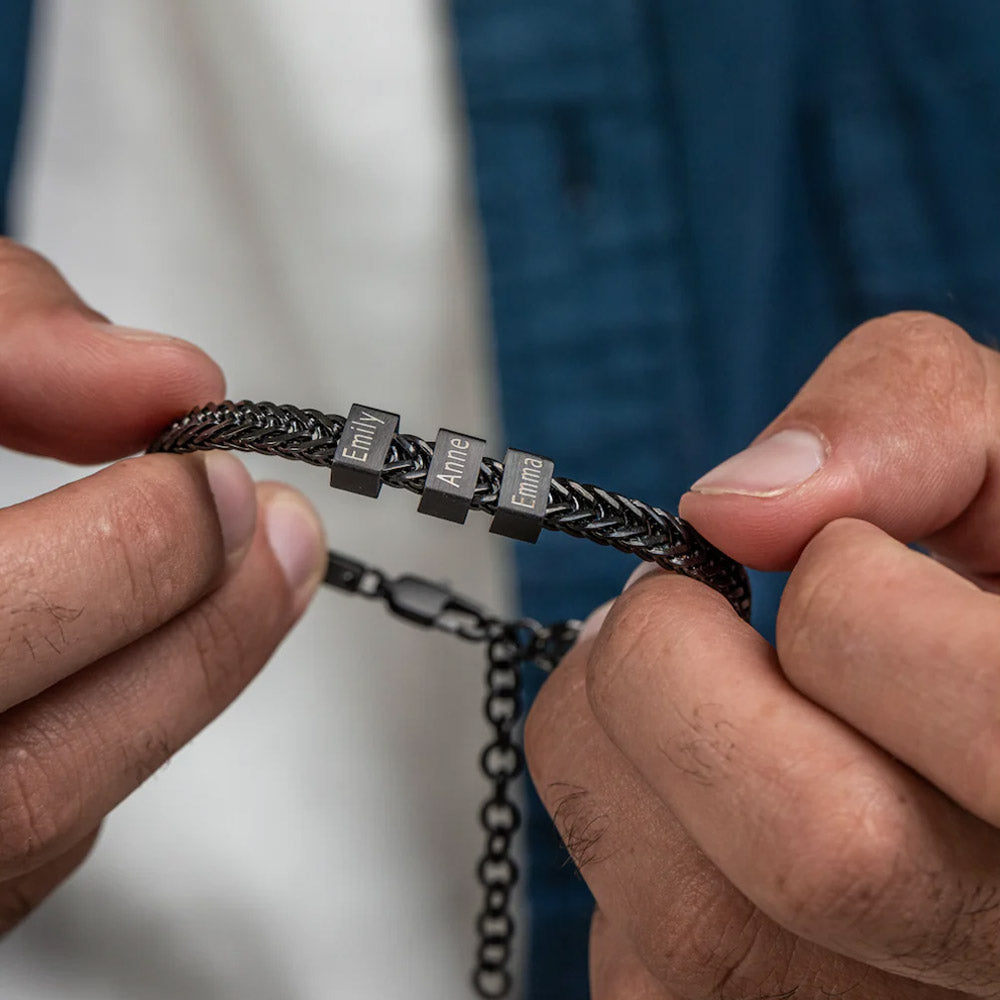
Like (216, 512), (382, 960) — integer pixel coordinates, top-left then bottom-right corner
(689, 428), (827, 498)
(93, 321), (184, 344)
(204, 451), (256, 558)
(575, 599), (615, 646)
(264, 491), (326, 596)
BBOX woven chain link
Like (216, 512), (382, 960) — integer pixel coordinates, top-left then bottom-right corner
(149, 400), (751, 620)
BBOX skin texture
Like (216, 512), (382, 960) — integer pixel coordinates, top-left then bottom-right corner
(0, 238), (327, 930)
(526, 312), (1000, 999)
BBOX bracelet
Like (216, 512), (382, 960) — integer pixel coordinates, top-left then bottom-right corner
(148, 399), (751, 620)
(148, 398), (752, 999)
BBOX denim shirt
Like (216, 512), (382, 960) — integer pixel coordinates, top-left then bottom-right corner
(451, 2), (1000, 996)
(0, 1), (31, 236)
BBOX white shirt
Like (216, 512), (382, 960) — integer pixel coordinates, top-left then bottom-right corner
(1, 2), (516, 997)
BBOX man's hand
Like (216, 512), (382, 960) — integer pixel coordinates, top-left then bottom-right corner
(0, 239), (326, 931)
(526, 312), (1000, 999)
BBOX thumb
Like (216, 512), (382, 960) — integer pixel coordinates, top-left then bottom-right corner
(0, 239), (225, 464)
(678, 312), (1000, 575)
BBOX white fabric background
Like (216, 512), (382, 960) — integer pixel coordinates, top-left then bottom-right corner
(0, 2), (516, 997)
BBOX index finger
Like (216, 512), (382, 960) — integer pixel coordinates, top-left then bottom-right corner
(0, 450), (255, 711)
(0, 239), (224, 463)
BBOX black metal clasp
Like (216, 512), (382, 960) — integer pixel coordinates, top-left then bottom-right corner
(323, 548), (499, 640)
(384, 574), (488, 632)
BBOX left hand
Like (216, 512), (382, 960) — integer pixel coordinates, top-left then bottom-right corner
(526, 312), (1000, 1000)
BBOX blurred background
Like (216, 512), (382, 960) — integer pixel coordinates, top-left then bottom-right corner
(4, 2), (1000, 999)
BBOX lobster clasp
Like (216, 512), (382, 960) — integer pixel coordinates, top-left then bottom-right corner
(383, 574), (454, 626)
(323, 549), (496, 640)
(381, 574), (493, 639)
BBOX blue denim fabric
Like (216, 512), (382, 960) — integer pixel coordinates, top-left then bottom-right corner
(451, 2), (1000, 996)
(0, 0), (32, 235)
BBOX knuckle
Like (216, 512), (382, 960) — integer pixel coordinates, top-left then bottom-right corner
(130, 726), (179, 787)
(0, 562), (70, 673)
(777, 518), (875, 673)
(893, 878), (1000, 981)
(177, 593), (255, 706)
(524, 658), (579, 786)
(630, 903), (724, 985)
(701, 923), (787, 1000)
(766, 786), (908, 944)
(545, 780), (611, 873)
(0, 828), (102, 937)
(0, 881), (39, 934)
(845, 311), (985, 415)
(635, 903), (787, 1000)
(524, 661), (613, 874)
(0, 239), (54, 294)
(589, 903), (608, 942)
(521, 702), (546, 783)
(589, 908), (665, 1000)
(0, 236), (48, 270)
(586, 578), (731, 734)
(657, 700), (741, 790)
(584, 587), (659, 724)
(99, 457), (221, 630)
(853, 310), (970, 355)
(0, 242), (87, 329)
(0, 728), (79, 875)
(957, 721), (1000, 829)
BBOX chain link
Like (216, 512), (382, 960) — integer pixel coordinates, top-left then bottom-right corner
(471, 617), (579, 998)
(148, 400), (752, 620)
(472, 626), (526, 999)
(317, 550), (579, 997)
(335, 562), (570, 998)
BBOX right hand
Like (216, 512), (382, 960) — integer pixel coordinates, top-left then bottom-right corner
(0, 238), (327, 931)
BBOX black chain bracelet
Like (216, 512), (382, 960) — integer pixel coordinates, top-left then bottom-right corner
(149, 399), (752, 999)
